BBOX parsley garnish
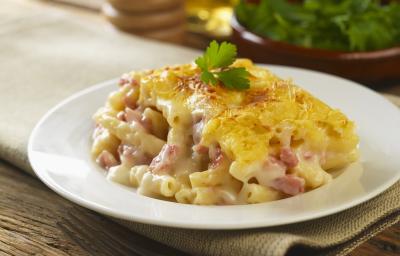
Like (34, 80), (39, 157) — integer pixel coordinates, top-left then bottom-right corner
(195, 41), (250, 90)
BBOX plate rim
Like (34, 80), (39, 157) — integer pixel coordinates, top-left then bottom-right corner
(28, 64), (400, 230)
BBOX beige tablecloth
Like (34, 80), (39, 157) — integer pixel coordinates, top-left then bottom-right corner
(1, 1), (399, 255)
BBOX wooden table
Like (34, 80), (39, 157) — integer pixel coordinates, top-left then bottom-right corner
(1, 1), (399, 255)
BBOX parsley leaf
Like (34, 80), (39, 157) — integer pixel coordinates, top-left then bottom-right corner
(194, 55), (207, 70)
(201, 70), (218, 85)
(195, 40), (250, 90)
(216, 68), (250, 90)
(210, 41), (237, 68)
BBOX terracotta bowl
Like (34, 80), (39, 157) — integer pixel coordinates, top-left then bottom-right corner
(231, 16), (400, 86)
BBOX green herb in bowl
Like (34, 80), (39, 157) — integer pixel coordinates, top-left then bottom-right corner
(235, 0), (400, 52)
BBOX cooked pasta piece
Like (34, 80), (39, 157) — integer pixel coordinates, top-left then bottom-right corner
(91, 127), (120, 159)
(129, 165), (148, 187)
(138, 172), (179, 198)
(142, 107), (169, 139)
(293, 155), (332, 189)
(191, 187), (219, 205)
(95, 114), (166, 156)
(107, 84), (132, 111)
(175, 188), (196, 204)
(107, 164), (131, 186)
(239, 184), (281, 204)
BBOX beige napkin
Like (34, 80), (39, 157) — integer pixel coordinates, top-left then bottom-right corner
(1, 1), (399, 255)
(49, 0), (103, 10)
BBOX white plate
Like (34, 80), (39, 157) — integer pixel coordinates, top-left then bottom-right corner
(28, 65), (400, 230)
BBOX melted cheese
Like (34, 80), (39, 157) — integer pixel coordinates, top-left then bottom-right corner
(135, 59), (358, 168)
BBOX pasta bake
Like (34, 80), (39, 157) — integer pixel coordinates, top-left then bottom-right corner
(91, 59), (359, 205)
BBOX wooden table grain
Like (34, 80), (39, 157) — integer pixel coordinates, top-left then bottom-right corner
(3, 159), (398, 256)
(0, 161), (185, 256)
(1, 1), (399, 255)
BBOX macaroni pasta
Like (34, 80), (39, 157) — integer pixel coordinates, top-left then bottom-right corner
(91, 59), (359, 205)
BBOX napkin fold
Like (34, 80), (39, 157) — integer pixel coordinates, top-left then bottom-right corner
(1, 1), (399, 255)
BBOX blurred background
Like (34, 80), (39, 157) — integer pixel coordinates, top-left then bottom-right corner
(15, 0), (400, 86)
(54, 0), (238, 47)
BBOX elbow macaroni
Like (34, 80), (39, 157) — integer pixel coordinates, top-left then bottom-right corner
(91, 59), (359, 205)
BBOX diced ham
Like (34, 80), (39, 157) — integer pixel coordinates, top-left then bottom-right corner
(116, 111), (126, 121)
(125, 108), (143, 124)
(149, 144), (179, 174)
(125, 108), (141, 123)
(119, 74), (138, 87)
(125, 108), (152, 131)
(96, 150), (119, 170)
(118, 77), (129, 86)
(261, 151), (304, 196)
(192, 144), (209, 155)
(255, 156), (286, 187)
(271, 175), (305, 196)
(118, 144), (151, 166)
(280, 147), (299, 169)
(209, 145), (224, 168)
